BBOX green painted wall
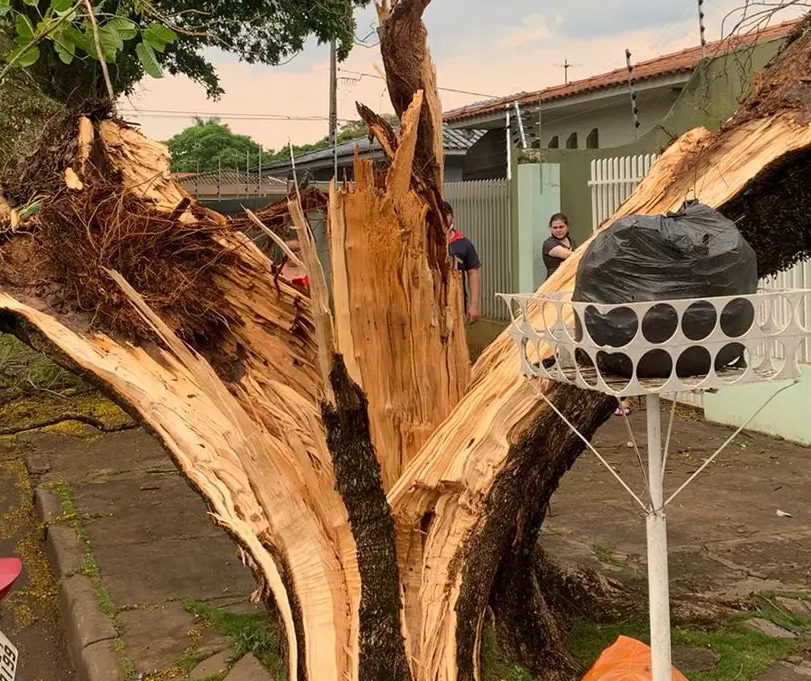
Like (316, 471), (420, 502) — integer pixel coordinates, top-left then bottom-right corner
(704, 366), (811, 445)
(517, 36), (787, 246)
(515, 163), (562, 290)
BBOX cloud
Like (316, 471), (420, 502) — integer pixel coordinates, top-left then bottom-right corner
(499, 14), (554, 48)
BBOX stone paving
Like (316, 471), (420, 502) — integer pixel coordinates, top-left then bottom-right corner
(11, 399), (811, 680)
(24, 425), (276, 680)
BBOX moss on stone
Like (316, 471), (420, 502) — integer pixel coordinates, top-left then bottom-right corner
(0, 390), (133, 435)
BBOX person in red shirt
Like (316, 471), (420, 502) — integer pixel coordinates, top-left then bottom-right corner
(442, 201), (481, 324)
(280, 238), (310, 293)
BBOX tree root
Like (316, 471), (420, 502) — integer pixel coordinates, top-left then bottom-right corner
(0, 413), (137, 436)
(490, 544), (745, 681)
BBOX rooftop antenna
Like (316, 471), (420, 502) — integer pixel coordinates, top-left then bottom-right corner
(552, 59), (580, 85)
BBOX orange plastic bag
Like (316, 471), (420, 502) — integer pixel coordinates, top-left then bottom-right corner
(581, 636), (689, 681)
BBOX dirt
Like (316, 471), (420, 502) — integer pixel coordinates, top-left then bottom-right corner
(0, 439), (74, 681)
(543, 401), (811, 600)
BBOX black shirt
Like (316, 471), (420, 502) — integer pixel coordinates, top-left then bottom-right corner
(542, 235), (577, 279)
(449, 230), (481, 309)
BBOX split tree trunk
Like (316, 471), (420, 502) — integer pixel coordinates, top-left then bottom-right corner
(2, 6), (811, 681)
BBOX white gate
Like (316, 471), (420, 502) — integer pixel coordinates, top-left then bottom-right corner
(445, 179), (512, 321)
(588, 154), (658, 232)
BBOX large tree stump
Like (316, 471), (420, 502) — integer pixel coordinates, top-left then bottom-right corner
(2, 6), (811, 681)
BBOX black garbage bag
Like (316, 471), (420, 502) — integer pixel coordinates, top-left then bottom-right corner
(572, 201), (758, 379)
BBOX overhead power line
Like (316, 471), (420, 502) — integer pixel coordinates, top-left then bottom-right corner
(118, 108), (356, 123)
(337, 68), (499, 99)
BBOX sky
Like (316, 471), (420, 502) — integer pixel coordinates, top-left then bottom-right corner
(120, 0), (806, 152)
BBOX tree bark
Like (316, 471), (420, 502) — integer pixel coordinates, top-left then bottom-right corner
(2, 8), (811, 681)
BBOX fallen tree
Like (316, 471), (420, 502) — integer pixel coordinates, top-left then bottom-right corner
(2, 4), (811, 681)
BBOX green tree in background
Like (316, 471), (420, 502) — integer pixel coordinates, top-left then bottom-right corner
(166, 114), (404, 173)
(1, 0), (371, 102)
(166, 118), (266, 173)
(336, 114), (399, 143)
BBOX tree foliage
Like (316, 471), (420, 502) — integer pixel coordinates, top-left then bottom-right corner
(1, 0), (370, 101)
(166, 114), (403, 172)
(336, 114), (399, 143)
(166, 118), (267, 173)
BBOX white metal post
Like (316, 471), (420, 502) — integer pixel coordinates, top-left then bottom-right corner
(645, 393), (672, 681)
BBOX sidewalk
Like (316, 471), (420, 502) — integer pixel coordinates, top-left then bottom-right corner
(10, 391), (811, 681)
(22, 420), (281, 681)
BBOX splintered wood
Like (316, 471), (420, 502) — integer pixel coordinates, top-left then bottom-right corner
(3, 10), (811, 681)
(330, 91), (470, 489)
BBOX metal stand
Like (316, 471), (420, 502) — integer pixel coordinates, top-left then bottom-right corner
(645, 394), (671, 681)
(502, 289), (811, 679)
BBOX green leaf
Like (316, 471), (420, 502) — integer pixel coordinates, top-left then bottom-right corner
(106, 17), (137, 41)
(0, 0), (10, 18)
(142, 22), (177, 52)
(50, 0), (74, 11)
(14, 14), (35, 40)
(99, 24), (123, 51)
(22, 0), (38, 6)
(53, 31), (76, 64)
(19, 201), (41, 220)
(10, 44), (41, 67)
(63, 25), (92, 55)
(136, 40), (162, 78)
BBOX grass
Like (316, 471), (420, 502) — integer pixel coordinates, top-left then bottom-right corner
(568, 597), (811, 681)
(53, 483), (116, 616)
(52, 482), (142, 677)
(183, 597), (287, 680)
(591, 543), (632, 569)
(481, 624), (536, 681)
(0, 333), (85, 398)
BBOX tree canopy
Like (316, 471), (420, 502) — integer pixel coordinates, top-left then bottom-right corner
(1, 0), (371, 101)
(165, 115), (403, 172)
(166, 118), (267, 173)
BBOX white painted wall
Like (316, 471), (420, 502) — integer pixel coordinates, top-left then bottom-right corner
(538, 89), (680, 150)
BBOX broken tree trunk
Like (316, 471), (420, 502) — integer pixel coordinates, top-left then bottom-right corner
(2, 7), (811, 681)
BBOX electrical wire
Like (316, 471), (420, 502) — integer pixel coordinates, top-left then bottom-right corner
(118, 108), (356, 123)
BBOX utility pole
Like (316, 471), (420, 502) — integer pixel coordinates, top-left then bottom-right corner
(697, 0), (707, 60)
(329, 38), (339, 180)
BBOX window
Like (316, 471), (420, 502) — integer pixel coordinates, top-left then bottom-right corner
(548, 135), (559, 149)
(587, 128), (599, 149)
(566, 132), (578, 149)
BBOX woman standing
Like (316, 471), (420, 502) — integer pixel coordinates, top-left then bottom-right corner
(542, 213), (577, 280)
(541, 214), (630, 415)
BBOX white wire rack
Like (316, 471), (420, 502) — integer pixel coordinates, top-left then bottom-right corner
(499, 288), (811, 681)
(500, 290), (810, 398)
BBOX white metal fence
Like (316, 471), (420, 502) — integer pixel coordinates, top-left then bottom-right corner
(588, 154), (658, 232)
(445, 179), (512, 321)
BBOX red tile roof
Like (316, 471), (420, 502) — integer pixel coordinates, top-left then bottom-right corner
(443, 19), (800, 123)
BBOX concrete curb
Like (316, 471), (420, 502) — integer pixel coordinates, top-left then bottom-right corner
(35, 487), (125, 681)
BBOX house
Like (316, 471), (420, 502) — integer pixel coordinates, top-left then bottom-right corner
(261, 125), (486, 183)
(444, 19), (799, 179)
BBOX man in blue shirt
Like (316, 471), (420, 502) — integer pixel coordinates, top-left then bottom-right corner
(442, 201), (481, 324)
